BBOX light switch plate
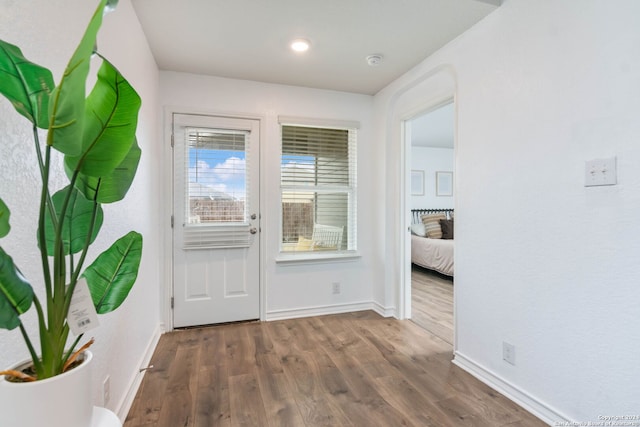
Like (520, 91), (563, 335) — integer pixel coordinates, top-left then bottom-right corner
(585, 157), (617, 187)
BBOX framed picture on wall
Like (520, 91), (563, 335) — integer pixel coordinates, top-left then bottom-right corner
(436, 171), (453, 196)
(411, 170), (424, 195)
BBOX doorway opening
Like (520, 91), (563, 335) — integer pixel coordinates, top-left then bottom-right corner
(405, 100), (455, 345)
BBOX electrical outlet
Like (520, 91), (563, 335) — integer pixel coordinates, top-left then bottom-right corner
(332, 282), (341, 294)
(502, 342), (515, 365)
(585, 157), (617, 187)
(103, 375), (111, 405)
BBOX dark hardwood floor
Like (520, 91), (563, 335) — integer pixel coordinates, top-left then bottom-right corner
(411, 265), (454, 345)
(124, 311), (545, 426)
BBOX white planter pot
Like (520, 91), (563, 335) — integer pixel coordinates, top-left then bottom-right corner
(0, 351), (94, 427)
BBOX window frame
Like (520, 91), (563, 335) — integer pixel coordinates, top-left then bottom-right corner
(276, 117), (359, 262)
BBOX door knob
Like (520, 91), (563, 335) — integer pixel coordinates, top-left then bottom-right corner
(249, 227), (258, 234)
(250, 213), (257, 220)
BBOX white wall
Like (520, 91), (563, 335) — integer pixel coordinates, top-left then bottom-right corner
(0, 0), (162, 419)
(159, 72), (385, 318)
(376, 0), (640, 423)
(410, 147), (454, 210)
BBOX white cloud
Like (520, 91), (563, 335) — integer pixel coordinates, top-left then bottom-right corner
(189, 157), (246, 198)
(212, 157), (245, 181)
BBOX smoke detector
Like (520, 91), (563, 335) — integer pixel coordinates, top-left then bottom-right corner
(366, 54), (383, 66)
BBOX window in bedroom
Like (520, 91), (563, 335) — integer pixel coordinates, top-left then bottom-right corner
(279, 119), (357, 256)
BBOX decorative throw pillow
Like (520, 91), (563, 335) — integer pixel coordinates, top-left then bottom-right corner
(410, 223), (427, 237)
(295, 236), (314, 251)
(421, 213), (446, 239)
(440, 219), (454, 239)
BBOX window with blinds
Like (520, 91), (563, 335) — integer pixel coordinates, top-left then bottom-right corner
(183, 127), (251, 248)
(280, 123), (357, 253)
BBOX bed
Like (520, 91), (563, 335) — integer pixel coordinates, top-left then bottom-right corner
(410, 209), (454, 276)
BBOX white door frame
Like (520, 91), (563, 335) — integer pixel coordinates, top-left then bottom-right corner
(402, 97), (455, 318)
(386, 65), (457, 347)
(162, 107), (267, 331)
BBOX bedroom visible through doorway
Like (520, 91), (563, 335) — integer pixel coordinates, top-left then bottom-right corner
(407, 100), (455, 344)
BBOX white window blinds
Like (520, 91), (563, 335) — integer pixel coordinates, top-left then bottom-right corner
(280, 123), (357, 252)
(183, 127), (252, 249)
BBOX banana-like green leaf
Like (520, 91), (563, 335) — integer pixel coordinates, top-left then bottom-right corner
(0, 246), (33, 330)
(0, 40), (54, 128)
(70, 137), (141, 204)
(0, 197), (10, 238)
(83, 231), (142, 314)
(65, 58), (140, 178)
(106, 0), (119, 12)
(39, 185), (103, 255)
(47, 0), (108, 155)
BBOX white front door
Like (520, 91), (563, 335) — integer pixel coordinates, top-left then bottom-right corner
(172, 113), (260, 328)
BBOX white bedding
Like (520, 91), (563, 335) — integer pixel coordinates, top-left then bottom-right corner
(411, 235), (454, 276)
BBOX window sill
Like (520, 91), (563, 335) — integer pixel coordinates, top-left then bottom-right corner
(275, 251), (361, 265)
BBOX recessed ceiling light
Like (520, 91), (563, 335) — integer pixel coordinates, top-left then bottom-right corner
(290, 38), (310, 53)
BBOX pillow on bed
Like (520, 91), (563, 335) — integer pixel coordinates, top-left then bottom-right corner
(410, 223), (427, 237)
(421, 213), (446, 239)
(440, 219), (454, 239)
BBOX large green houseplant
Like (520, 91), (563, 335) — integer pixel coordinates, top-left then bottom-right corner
(0, 0), (142, 382)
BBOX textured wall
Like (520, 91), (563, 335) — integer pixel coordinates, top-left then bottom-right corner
(376, 0), (640, 422)
(0, 0), (161, 417)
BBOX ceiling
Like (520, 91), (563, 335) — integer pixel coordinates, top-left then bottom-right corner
(131, 0), (500, 95)
(411, 102), (454, 148)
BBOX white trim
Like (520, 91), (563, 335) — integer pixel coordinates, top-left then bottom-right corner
(265, 301), (374, 321)
(386, 64), (458, 322)
(372, 301), (396, 318)
(452, 351), (570, 426)
(275, 251), (361, 264)
(115, 323), (164, 422)
(162, 107), (174, 331)
(164, 106), (267, 327)
(387, 65), (458, 349)
(278, 115), (360, 130)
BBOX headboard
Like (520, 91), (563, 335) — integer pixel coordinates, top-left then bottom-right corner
(411, 208), (454, 224)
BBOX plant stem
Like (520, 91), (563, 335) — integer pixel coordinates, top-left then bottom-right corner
(38, 146), (53, 305)
(32, 125), (57, 228)
(33, 296), (51, 378)
(66, 180), (101, 309)
(62, 333), (83, 366)
(60, 183), (102, 367)
(18, 321), (42, 375)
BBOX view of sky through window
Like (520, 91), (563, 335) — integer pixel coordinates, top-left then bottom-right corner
(189, 148), (246, 200)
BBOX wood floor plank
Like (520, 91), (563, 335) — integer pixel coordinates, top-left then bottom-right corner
(276, 345), (353, 426)
(156, 334), (202, 427)
(224, 324), (256, 377)
(255, 368), (305, 427)
(124, 333), (177, 426)
(125, 311), (546, 427)
(314, 326), (415, 426)
(411, 265), (454, 345)
(374, 374), (457, 427)
(194, 327), (231, 427)
(228, 371), (268, 427)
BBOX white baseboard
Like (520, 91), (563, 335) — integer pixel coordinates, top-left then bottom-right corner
(266, 301), (376, 321)
(115, 323), (164, 422)
(452, 351), (570, 426)
(372, 301), (395, 317)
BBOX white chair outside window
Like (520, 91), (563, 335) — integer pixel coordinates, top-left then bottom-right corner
(311, 224), (344, 251)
